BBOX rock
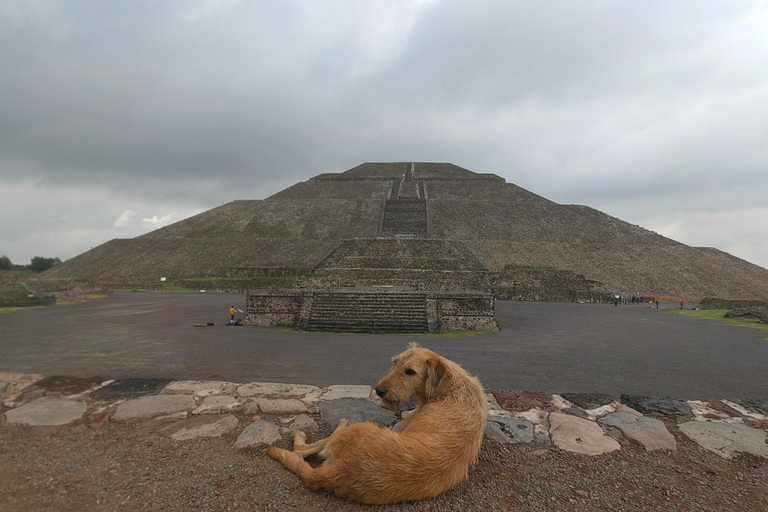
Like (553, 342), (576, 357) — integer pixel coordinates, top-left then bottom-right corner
(4, 398), (88, 426)
(253, 398), (307, 415)
(235, 420), (281, 449)
(243, 401), (260, 415)
(0, 382), (8, 395)
(560, 393), (614, 410)
(170, 415), (240, 441)
(34, 376), (107, 395)
(678, 420), (768, 459)
(491, 390), (556, 412)
(90, 378), (174, 401)
(727, 398), (768, 416)
(162, 380), (238, 397)
(288, 414), (319, 433)
(549, 412), (621, 456)
(319, 398), (396, 427)
(724, 307), (768, 323)
(620, 394), (693, 420)
(111, 395), (197, 422)
(236, 382), (318, 398)
(599, 412), (677, 451)
(321, 385), (372, 400)
(562, 407), (589, 419)
(485, 416), (535, 444)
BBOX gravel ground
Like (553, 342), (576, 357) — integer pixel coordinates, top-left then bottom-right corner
(1, 408), (766, 512)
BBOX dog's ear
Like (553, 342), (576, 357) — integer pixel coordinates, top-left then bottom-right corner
(424, 356), (448, 400)
(408, 342), (422, 350)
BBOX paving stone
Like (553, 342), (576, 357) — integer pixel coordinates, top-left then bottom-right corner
(562, 407), (589, 419)
(549, 412), (621, 456)
(4, 397), (88, 426)
(90, 378), (174, 401)
(0, 382), (8, 395)
(485, 416), (535, 444)
(243, 401), (260, 415)
(192, 395), (243, 415)
(599, 412), (677, 451)
(0, 373), (45, 403)
(321, 385), (372, 400)
(722, 399), (767, 420)
(33, 376), (107, 395)
(236, 382), (319, 398)
(319, 398), (396, 427)
(235, 420), (281, 449)
(288, 414), (319, 433)
(560, 393), (614, 410)
(170, 415), (240, 441)
(162, 380), (238, 397)
(254, 398), (307, 414)
(491, 390), (556, 412)
(111, 395), (197, 422)
(678, 420), (768, 459)
(620, 394), (693, 421)
(728, 398), (768, 416)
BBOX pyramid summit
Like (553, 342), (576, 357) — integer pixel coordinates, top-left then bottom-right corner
(47, 162), (767, 299)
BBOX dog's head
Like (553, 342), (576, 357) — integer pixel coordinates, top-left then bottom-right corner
(374, 342), (449, 408)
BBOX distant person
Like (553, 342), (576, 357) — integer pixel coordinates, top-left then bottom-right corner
(680, 299), (684, 310)
(655, 299), (659, 309)
(230, 306), (236, 321)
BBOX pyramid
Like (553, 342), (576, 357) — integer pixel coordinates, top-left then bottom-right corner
(47, 162), (768, 299)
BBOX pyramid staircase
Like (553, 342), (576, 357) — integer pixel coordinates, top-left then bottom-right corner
(304, 291), (428, 333)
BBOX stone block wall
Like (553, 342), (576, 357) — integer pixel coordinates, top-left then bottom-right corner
(244, 289), (497, 332)
(698, 298), (768, 310)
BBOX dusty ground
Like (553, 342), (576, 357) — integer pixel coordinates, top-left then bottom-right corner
(1, 407), (766, 512)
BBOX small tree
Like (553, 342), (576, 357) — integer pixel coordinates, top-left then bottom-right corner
(0, 255), (11, 271)
(29, 256), (62, 273)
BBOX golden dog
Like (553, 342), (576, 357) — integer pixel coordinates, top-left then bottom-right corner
(267, 343), (488, 504)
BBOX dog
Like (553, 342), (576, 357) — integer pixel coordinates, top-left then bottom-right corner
(267, 343), (488, 504)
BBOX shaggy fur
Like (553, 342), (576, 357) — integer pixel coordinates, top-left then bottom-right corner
(267, 343), (488, 504)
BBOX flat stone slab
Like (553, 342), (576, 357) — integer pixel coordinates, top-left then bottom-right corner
(170, 415), (240, 441)
(287, 414), (319, 433)
(678, 420), (768, 459)
(235, 420), (281, 449)
(560, 393), (614, 410)
(236, 382), (318, 398)
(562, 407), (589, 420)
(90, 378), (174, 401)
(111, 395), (197, 422)
(549, 412), (621, 456)
(620, 394), (693, 420)
(253, 398), (307, 415)
(485, 416), (534, 444)
(599, 412), (677, 451)
(321, 385), (372, 400)
(162, 380), (238, 397)
(33, 376), (107, 395)
(728, 398), (768, 416)
(319, 398), (396, 427)
(491, 390), (556, 412)
(4, 397), (87, 426)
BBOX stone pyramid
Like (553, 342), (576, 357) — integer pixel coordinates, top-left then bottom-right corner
(46, 162), (768, 298)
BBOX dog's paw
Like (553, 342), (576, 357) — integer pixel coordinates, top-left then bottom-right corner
(292, 430), (307, 444)
(335, 418), (350, 431)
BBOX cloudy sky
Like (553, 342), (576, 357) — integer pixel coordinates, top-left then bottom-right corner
(1, 0), (767, 269)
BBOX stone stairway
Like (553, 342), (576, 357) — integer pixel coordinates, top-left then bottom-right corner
(314, 239), (360, 269)
(305, 292), (428, 332)
(381, 198), (428, 237)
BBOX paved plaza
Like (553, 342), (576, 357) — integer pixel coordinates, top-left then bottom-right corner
(1, 292), (766, 399)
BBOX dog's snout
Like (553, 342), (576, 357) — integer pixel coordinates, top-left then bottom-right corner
(375, 385), (387, 397)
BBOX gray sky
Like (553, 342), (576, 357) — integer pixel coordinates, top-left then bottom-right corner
(2, 0), (767, 269)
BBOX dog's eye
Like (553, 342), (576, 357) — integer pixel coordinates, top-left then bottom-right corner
(404, 369), (416, 375)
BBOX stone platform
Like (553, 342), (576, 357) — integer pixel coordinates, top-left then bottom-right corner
(2, 373), (766, 460)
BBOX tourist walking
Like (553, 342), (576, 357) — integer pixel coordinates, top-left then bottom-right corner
(230, 306), (236, 321)
(680, 299), (684, 310)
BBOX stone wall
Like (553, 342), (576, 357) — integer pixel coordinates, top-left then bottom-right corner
(244, 289), (497, 332)
(698, 298), (768, 310)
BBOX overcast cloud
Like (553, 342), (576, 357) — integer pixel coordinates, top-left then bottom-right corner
(1, 0), (767, 268)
